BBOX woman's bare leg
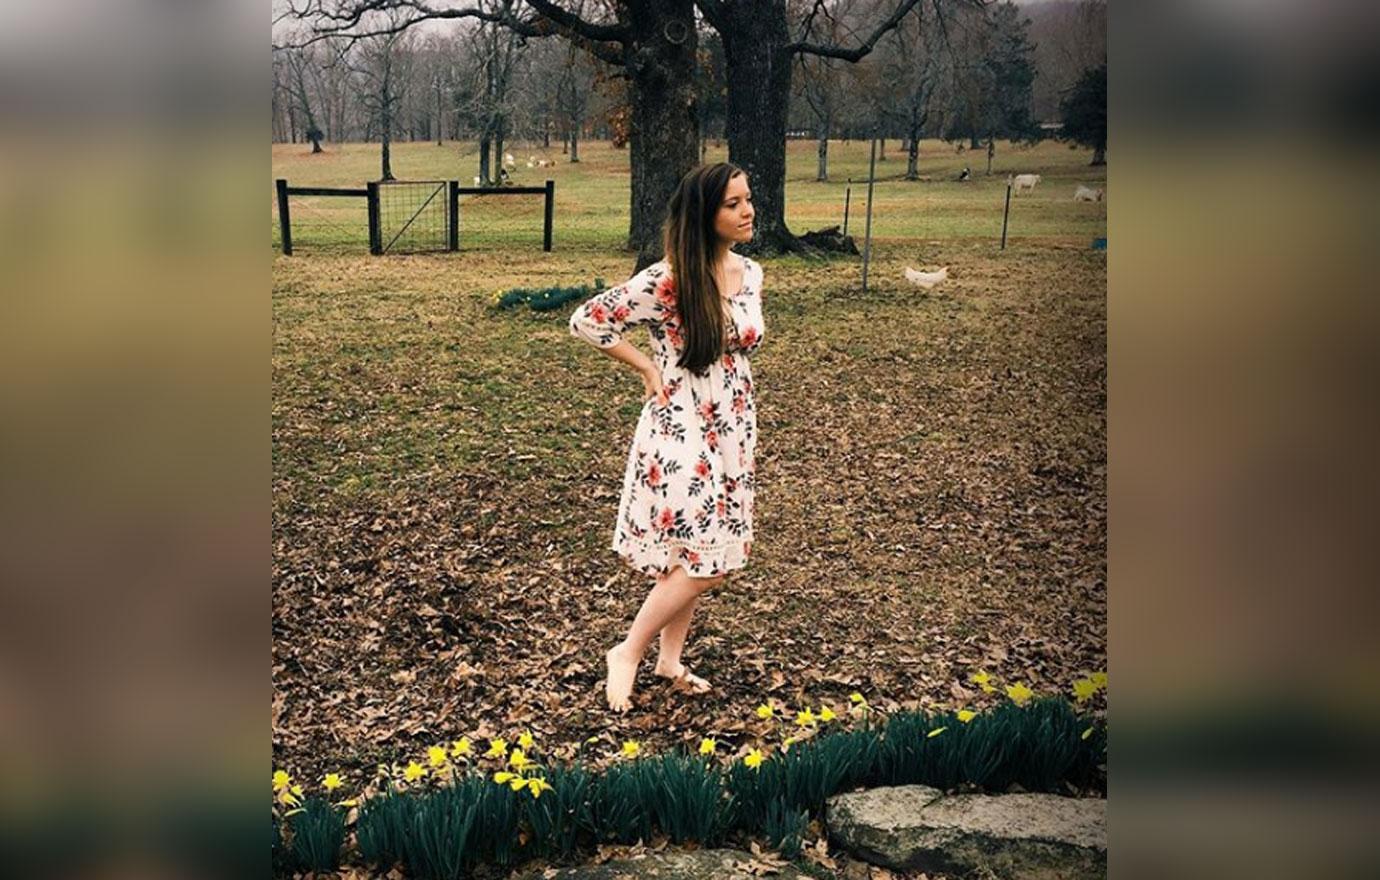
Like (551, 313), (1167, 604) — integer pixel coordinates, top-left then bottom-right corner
(605, 566), (715, 712)
(653, 594), (699, 676)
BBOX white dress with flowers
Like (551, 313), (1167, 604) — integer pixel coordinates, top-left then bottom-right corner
(569, 256), (765, 579)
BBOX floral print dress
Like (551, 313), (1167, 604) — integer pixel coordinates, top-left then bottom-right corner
(569, 256), (765, 579)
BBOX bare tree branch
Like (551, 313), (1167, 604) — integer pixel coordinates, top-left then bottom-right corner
(275, 0), (628, 66)
(788, 0), (982, 61)
(692, 0), (727, 32)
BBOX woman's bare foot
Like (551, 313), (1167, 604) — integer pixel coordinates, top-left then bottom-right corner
(653, 659), (712, 694)
(605, 642), (640, 712)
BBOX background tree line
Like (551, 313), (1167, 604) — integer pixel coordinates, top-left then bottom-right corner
(273, 0), (1105, 262)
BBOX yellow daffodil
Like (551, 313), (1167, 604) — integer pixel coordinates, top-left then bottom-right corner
(1081, 726), (1094, 741)
(743, 748), (764, 769)
(927, 727), (947, 738)
(322, 773), (344, 793)
(272, 770), (291, 791)
(527, 777), (552, 798)
(276, 786), (301, 808)
(485, 738), (509, 759)
(795, 708), (817, 727)
(509, 749), (533, 771)
(756, 703), (774, 719)
(956, 709), (977, 724)
(508, 776), (529, 792)
(427, 746), (449, 768)
(622, 740), (641, 758)
(403, 762), (427, 783)
(518, 730), (535, 749)
(699, 738), (717, 755)
(1072, 679), (1098, 704)
(585, 735), (601, 744)
(849, 692), (866, 704)
(819, 706), (837, 722)
(1090, 672), (1107, 690)
(450, 737), (473, 759)
(971, 671), (997, 693)
(493, 771), (516, 784)
(337, 798), (358, 808)
(1006, 682), (1034, 706)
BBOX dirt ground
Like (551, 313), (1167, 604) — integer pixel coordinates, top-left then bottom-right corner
(272, 237), (1106, 799)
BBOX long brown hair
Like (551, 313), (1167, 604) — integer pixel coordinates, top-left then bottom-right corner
(662, 162), (746, 376)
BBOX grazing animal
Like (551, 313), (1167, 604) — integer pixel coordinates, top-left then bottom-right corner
(1009, 173), (1042, 194)
(1074, 185), (1104, 202)
(903, 266), (949, 289)
(957, 166), (971, 182)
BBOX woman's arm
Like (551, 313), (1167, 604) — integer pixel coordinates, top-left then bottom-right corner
(569, 263), (671, 387)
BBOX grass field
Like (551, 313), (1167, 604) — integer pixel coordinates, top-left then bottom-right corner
(271, 138), (1105, 252)
(272, 137), (1107, 808)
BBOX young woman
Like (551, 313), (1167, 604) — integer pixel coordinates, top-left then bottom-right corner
(568, 162), (764, 712)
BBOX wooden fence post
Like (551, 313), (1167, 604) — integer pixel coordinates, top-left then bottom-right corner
(543, 179), (555, 252)
(276, 178), (292, 256)
(448, 181), (459, 252)
(367, 182), (382, 255)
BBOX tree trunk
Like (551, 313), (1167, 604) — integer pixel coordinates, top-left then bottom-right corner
(380, 104), (394, 180)
(721, 0), (810, 256)
(570, 117), (580, 162)
(479, 132), (491, 184)
(310, 134), (323, 154)
(495, 115), (506, 181)
(1091, 145), (1105, 166)
(905, 104), (921, 180)
(816, 121), (829, 182)
(627, 0), (701, 270)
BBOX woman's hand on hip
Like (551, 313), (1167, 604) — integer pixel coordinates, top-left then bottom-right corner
(641, 365), (665, 405)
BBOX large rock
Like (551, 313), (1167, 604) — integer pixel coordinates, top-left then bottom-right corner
(511, 848), (815, 880)
(826, 785), (1106, 880)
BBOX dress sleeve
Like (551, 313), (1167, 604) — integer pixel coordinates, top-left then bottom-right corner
(568, 261), (670, 349)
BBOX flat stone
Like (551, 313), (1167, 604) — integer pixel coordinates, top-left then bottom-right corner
(511, 848), (815, 880)
(826, 785), (1106, 880)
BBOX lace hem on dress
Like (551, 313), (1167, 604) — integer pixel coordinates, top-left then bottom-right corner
(612, 531), (752, 579)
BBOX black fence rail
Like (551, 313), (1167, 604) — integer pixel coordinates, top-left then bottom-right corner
(275, 178), (555, 256)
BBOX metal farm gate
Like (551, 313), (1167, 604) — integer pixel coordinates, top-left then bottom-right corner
(275, 178), (555, 256)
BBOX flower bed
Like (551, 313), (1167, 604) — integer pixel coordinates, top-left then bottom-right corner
(273, 674), (1107, 878)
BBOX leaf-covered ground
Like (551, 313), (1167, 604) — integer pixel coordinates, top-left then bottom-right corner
(272, 234), (1106, 800)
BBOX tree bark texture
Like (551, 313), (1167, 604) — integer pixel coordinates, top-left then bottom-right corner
(720, 0), (802, 256)
(626, 0), (701, 270)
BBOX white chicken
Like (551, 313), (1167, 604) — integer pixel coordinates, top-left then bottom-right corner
(903, 266), (949, 289)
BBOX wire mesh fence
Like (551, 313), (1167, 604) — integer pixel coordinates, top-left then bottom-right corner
(271, 183), (369, 254)
(376, 180), (448, 254)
